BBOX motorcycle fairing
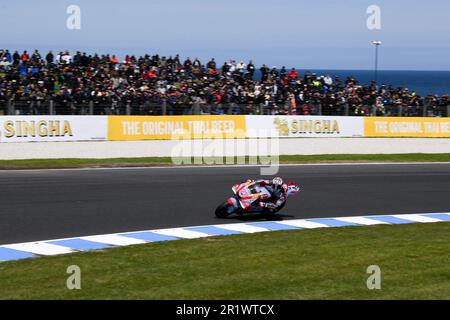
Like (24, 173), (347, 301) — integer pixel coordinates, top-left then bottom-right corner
(232, 180), (271, 209)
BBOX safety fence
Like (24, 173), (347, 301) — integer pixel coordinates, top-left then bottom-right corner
(1, 99), (449, 118)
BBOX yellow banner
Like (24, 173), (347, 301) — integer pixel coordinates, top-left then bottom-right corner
(108, 115), (247, 140)
(365, 117), (450, 137)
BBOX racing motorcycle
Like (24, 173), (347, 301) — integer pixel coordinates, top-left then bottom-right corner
(215, 180), (301, 218)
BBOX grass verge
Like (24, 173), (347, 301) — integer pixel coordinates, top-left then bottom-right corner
(0, 222), (449, 299)
(1, 153), (450, 170)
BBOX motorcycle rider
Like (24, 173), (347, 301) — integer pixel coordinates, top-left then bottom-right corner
(248, 177), (288, 213)
(217, 176), (300, 218)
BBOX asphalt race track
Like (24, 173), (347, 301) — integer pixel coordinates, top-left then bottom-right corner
(1, 163), (450, 245)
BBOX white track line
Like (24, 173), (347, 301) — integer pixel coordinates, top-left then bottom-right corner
(277, 220), (329, 229)
(151, 228), (212, 239)
(335, 216), (390, 225)
(1, 161), (450, 173)
(81, 234), (147, 246)
(391, 214), (443, 223)
(214, 223), (270, 233)
(3, 242), (75, 256)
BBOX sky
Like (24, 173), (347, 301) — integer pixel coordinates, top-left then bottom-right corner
(0, 0), (449, 70)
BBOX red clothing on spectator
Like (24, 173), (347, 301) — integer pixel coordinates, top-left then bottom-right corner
(210, 68), (219, 76)
(288, 70), (298, 80)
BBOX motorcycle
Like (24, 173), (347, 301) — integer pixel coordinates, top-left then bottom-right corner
(215, 180), (301, 218)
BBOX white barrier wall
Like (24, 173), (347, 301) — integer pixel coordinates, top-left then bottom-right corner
(2, 139), (450, 160)
(0, 116), (107, 143)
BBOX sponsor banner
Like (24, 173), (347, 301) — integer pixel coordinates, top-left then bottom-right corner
(108, 115), (247, 140)
(245, 115), (364, 138)
(0, 116), (108, 143)
(3, 115), (449, 142)
(365, 117), (450, 137)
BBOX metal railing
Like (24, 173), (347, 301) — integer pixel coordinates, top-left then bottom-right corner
(1, 98), (449, 117)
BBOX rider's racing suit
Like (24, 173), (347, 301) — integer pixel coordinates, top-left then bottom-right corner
(249, 179), (288, 213)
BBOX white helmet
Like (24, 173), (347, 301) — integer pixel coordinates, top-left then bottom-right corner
(272, 177), (283, 191)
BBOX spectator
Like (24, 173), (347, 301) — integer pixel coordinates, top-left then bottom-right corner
(21, 50), (29, 63)
(0, 48), (447, 116)
(247, 60), (255, 79)
(260, 64), (269, 81)
(287, 68), (299, 81)
(46, 50), (54, 64)
(12, 51), (20, 65)
(0, 57), (11, 69)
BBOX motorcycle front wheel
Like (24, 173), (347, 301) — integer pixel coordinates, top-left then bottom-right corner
(215, 202), (234, 218)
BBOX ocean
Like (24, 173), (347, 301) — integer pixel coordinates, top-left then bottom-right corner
(256, 69), (450, 97)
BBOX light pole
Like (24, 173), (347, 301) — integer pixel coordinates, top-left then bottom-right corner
(372, 40), (382, 86)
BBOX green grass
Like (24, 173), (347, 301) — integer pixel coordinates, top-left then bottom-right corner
(0, 157), (174, 170)
(0, 223), (449, 299)
(1, 153), (450, 170)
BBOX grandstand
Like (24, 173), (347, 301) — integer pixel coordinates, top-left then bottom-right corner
(0, 49), (448, 117)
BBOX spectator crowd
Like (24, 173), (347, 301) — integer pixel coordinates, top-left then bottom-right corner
(0, 49), (448, 116)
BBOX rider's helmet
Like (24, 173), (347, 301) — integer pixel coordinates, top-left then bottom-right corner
(272, 177), (283, 192)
